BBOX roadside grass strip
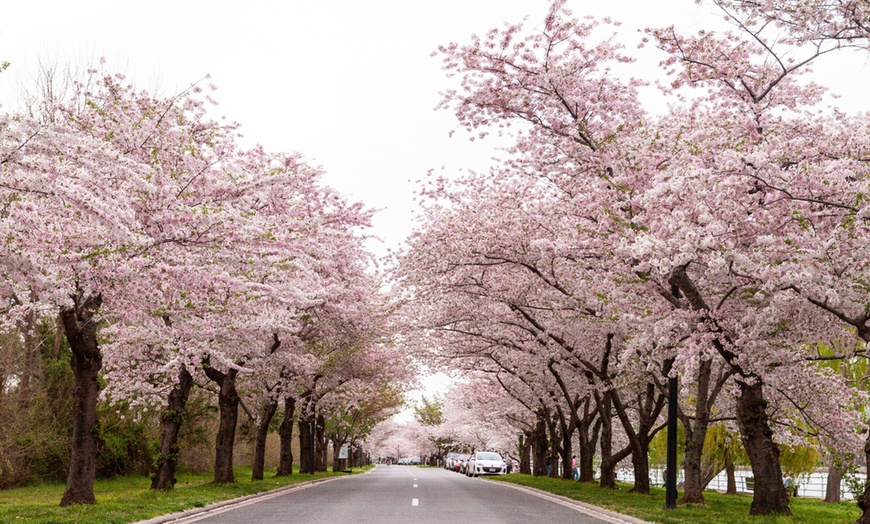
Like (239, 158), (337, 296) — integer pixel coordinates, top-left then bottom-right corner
(489, 474), (860, 524)
(0, 466), (371, 524)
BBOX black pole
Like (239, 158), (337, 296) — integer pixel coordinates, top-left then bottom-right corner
(665, 357), (678, 509)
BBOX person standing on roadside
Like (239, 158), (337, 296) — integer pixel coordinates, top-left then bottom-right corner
(571, 455), (578, 481)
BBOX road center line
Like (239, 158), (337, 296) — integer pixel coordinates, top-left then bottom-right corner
(412, 498), (419, 506)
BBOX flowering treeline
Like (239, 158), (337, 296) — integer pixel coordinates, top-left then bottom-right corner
(0, 69), (411, 504)
(394, 0), (870, 517)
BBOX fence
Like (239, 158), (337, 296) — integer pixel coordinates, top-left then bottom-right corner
(615, 467), (864, 500)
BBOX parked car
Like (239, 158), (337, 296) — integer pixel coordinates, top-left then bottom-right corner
(466, 451), (507, 477)
(456, 454), (471, 474)
(445, 452), (460, 470)
(465, 454), (476, 477)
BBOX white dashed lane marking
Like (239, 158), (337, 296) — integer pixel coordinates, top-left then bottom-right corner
(412, 498), (419, 506)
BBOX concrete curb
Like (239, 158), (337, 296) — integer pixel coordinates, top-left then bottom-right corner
(489, 479), (655, 524)
(134, 467), (376, 524)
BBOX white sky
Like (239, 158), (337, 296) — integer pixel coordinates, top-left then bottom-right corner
(3, 0), (869, 409)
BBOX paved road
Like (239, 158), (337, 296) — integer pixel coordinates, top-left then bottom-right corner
(167, 465), (636, 524)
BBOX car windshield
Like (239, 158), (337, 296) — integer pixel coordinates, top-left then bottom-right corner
(476, 452), (501, 461)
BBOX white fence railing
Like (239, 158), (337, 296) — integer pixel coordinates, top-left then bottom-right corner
(614, 467), (865, 500)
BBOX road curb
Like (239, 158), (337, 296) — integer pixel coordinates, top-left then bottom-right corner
(489, 479), (654, 524)
(134, 467), (376, 524)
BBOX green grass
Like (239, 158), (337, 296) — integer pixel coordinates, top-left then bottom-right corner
(489, 474), (860, 524)
(0, 465), (370, 524)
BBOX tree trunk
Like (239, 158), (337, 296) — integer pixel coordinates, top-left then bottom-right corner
(736, 380), (790, 516)
(577, 400), (600, 483)
(59, 292), (103, 507)
(519, 431), (531, 474)
(354, 446), (363, 469)
(824, 457), (845, 503)
(629, 438), (652, 494)
(204, 364), (240, 484)
(681, 359), (713, 504)
(725, 460), (737, 494)
(251, 397), (278, 481)
(276, 396), (296, 476)
(151, 365), (193, 490)
(331, 436), (345, 472)
(665, 270), (732, 503)
(682, 427), (706, 501)
(299, 403), (316, 474)
(577, 425), (597, 482)
(545, 414), (561, 478)
(299, 414), (313, 474)
(682, 435), (704, 501)
(598, 392), (617, 489)
(608, 382), (665, 496)
(585, 334), (664, 494)
(559, 420), (572, 480)
(531, 414), (548, 477)
(315, 413), (327, 471)
(669, 268), (787, 512)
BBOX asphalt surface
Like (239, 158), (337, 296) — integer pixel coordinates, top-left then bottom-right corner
(158, 465), (645, 524)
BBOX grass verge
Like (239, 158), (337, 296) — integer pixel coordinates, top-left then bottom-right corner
(489, 474), (860, 524)
(0, 465), (370, 524)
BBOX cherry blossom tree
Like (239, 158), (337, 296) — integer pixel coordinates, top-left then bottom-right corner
(709, 0), (870, 48)
(0, 111), (165, 504)
(395, 160), (670, 490)
(60, 66), (393, 487)
(45, 70), (266, 488)
(646, 8), (870, 511)
(398, 1), (869, 516)
(2, 65), (394, 498)
(689, 5), (870, 519)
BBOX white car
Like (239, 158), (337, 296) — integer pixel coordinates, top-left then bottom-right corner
(465, 451), (507, 477)
(445, 452), (460, 470)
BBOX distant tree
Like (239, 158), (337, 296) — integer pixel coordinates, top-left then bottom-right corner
(414, 396), (444, 427)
